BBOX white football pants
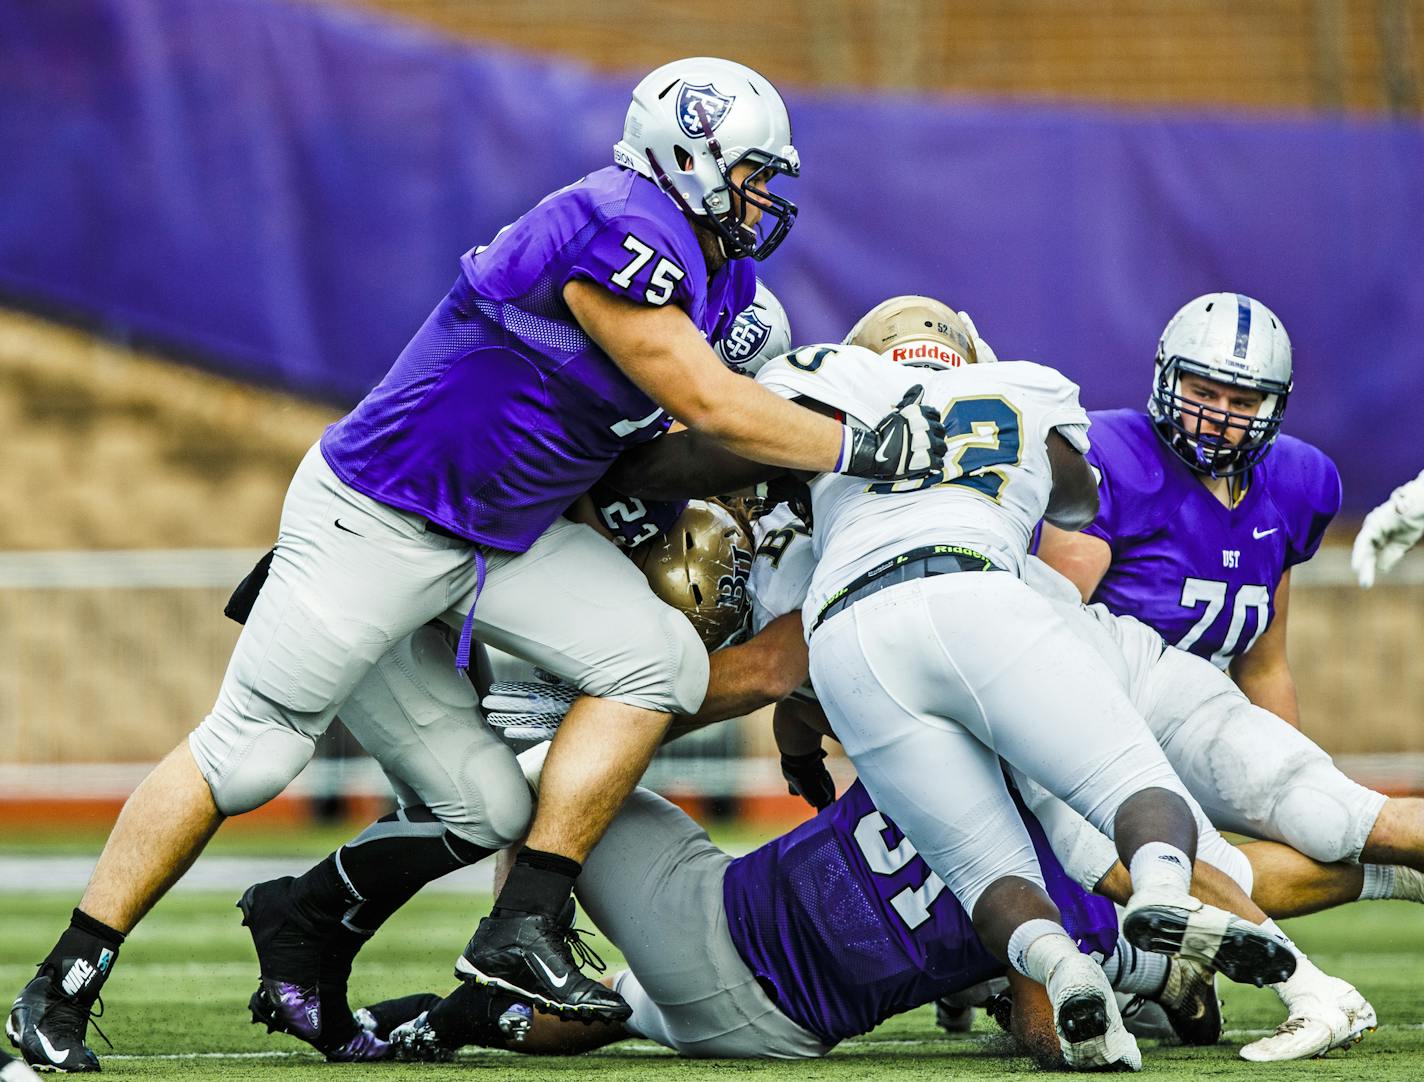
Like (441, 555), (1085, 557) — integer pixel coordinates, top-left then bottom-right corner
(808, 572), (1192, 914)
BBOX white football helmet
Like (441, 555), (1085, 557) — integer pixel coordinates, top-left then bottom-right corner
(1148, 292), (1293, 477)
(714, 280), (792, 376)
(614, 57), (800, 261)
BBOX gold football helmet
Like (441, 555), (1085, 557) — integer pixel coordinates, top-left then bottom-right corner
(642, 500), (754, 649)
(844, 294), (979, 369)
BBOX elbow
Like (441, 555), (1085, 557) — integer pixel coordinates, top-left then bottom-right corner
(1043, 497), (1098, 532)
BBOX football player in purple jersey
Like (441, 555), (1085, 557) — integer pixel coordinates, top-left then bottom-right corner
(356, 777), (1204, 1066)
(1036, 294), (1424, 1055)
(7, 57), (949, 1073)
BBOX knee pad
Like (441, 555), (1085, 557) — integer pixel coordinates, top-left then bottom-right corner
(440, 747), (533, 850)
(190, 724), (314, 816)
(596, 604), (709, 716)
(1271, 759), (1387, 864)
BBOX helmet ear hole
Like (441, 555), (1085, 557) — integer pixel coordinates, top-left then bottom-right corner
(690, 583), (704, 606)
(674, 145), (694, 171)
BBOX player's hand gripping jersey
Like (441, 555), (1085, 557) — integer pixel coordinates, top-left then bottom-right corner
(322, 166), (754, 552)
(754, 344), (1090, 628)
(1080, 410), (1339, 669)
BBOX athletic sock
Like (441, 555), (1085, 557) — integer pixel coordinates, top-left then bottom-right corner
(1007, 918), (1076, 983)
(1359, 864), (1398, 900)
(313, 808), (494, 1045)
(1128, 842), (1193, 896)
(1103, 935), (1169, 998)
(41, 910), (125, 1006)
(493, 848), (582, 921)
(426, 982), (523, 1049)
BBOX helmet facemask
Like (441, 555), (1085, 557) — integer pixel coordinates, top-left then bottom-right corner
(1150, 357), (1289, 478)
(646, 100), (799, 262)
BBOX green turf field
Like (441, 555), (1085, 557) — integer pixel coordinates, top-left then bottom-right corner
(3, 885), (1422, 1080)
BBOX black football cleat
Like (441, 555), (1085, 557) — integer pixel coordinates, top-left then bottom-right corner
(7, 974), (102, 1074)
(455, 913), (630, 1024)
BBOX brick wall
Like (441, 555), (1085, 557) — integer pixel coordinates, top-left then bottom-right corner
(320, 0), (1423, 112)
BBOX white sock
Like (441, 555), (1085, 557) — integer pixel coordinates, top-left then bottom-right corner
(1007, 918), (1076, 982)
(1128, 842), (1193, 896)
(1102, 934), (1169, 997)
(1359, 864), (1398, 900)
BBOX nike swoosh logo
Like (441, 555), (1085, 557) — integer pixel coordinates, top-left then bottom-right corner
(1252, 527), (1279, 539)
(334, 519), (363, 537)
(37, 1029), (71, 1065)
(531, 953), (570, 989)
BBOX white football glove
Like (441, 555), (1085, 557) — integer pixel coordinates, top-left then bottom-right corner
(957, 309), (999, 364)
(1351, 469), (1424, 588)
(482, 670), (579, 741)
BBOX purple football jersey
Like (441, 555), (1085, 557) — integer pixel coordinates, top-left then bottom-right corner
(1080, 410), (1340, 669)
(722, 779), (1118, 1045)
(321, 166), (754, 552)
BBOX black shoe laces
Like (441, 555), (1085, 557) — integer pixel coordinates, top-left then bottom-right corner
(50, 993), (113, 1051)
(561, 926), (607, 976)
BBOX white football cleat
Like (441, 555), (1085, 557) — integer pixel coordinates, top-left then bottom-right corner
(1240, 995), (1349, 1061)
(1242, 975), (1377, 1062)
(1122, 888), (1295, 987)
(1394, 866), (1424, 904)
(1047, 953), (1141, 1071)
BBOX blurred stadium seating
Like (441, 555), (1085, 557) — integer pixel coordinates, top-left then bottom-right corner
(1, 0), (1421, 827)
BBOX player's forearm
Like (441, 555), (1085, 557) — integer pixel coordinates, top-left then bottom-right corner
(602, 429), (785, 501)
(685, 377), (844, 473)
(1231, 659), (1301, 727)
(695, 612), (809, 723)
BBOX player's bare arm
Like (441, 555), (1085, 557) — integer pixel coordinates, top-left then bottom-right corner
(1043, 428), (1099, 530)
(667, 611), (808, 739)
(1036, 522), (1111, 602)
(565, 280), (846, 471)
(1229, 571), (1300, 726)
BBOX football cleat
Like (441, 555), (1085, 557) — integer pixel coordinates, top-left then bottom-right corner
(1046, 953), (1141, 1071)
(247, 983), (390, 1062)
(352, 993), (442, 1042)
(1155, 958), (1222, 1046)
(1122, 890), (1295, 987)
(7, 975), (102, 1074)
(1394, 866), (1424, 904)
(388, 1012), (456, 1063)
(1240, 995), (1352, 1062)
(455, 913), (630, 1024)
(933, 1000), (975, 1034)
(1, 1048), (43, 1081)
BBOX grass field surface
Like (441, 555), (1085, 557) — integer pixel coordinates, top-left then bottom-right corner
(3, 885), (1422, 1080)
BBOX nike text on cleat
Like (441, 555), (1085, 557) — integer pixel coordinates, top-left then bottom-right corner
(7, 974), (102, 1073)
(1121, 891), (1296, 987)
(455, 913), (631, 1024)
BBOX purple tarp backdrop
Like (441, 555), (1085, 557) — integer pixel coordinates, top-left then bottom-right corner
(2, 0), (1421, 512)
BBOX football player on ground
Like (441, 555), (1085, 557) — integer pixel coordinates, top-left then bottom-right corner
(607, 296), (1298, 1071)
(362, 771), (1206, 1065)
(7, 59), (948, 1073)
(0, 1050), (39, 1082)
(1352, 469), (1424, 587)
(1033, 299), (1424, 941)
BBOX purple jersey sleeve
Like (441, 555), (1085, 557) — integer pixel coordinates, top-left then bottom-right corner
(586, 478), (686, 550)
(1266, 436), (1342, 568)
(565, 212), (700, 313)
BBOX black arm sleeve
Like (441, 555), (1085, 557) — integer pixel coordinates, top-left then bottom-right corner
(601, 428), (787, 500)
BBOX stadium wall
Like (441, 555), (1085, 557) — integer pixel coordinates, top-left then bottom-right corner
(2, 0), (1422, 513)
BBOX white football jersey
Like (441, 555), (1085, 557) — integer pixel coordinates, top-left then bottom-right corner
(748, 503), (815, 634)
(755, 343), (1090, 629)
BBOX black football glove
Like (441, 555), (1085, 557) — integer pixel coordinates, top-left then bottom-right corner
(841, 385), (947, 482)
(781, 748), (836, 811)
